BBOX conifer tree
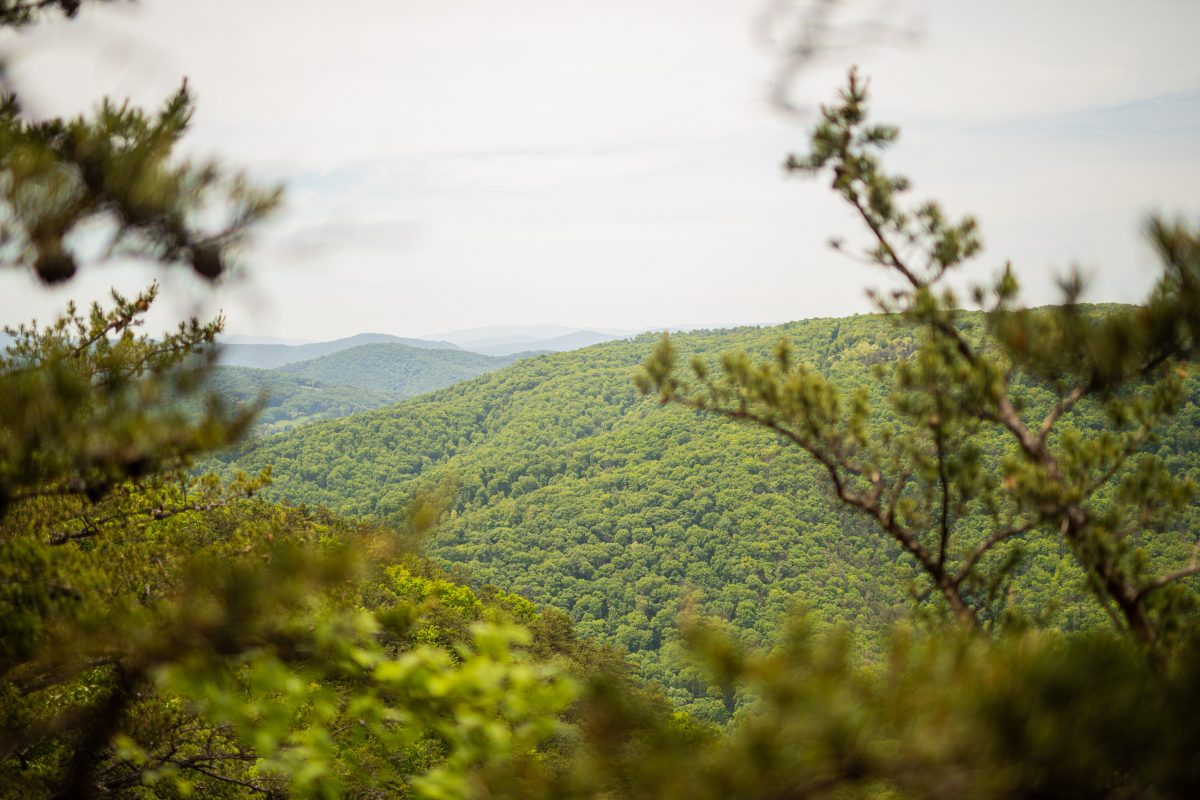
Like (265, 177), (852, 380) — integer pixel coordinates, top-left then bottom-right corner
(642, 69), (1200, 651)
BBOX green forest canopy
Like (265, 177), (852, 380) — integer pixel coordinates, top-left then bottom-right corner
(213, 311), (1200, 718)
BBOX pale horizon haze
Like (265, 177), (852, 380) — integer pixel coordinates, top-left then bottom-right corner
(1, 0), (1197, 341)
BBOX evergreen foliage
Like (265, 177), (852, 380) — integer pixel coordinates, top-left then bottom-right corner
(642, 69), (1200, 652)
(0, 0), (98, 28)
(0, 80), (277, 284)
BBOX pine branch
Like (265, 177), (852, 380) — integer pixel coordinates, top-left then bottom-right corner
(953, 522), (1036, 588)
(1135, 541), (1200, 601)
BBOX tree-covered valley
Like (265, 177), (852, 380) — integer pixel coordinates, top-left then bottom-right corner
(211, 311), (1200, 718)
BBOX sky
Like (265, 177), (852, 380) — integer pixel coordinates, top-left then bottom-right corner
(1, 0), (1198, 340)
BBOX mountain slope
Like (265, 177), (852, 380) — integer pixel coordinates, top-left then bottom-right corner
(212, 313), (1200, 719)
(277, 343), (525, 396)
(208, 317), (931, 715)
(218, 332), (460, 369)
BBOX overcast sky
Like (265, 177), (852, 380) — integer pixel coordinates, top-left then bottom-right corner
(1, 0), (1198, 340)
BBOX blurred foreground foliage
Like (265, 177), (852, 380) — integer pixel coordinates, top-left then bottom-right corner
(550, 615), (1200, 800)
(0, 293), (609, 798)
(0, 64), (278, 284)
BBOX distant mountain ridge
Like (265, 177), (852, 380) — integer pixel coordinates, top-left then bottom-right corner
(218, 334), (314, 346)
(277, 342), (526, 397)
(458, 329), (620, 356)
(216, 332), (461, 369)
(428, 324), (628, 342)
(427, 323), (773, 357)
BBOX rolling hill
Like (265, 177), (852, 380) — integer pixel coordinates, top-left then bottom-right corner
(276, 342), (528, 396)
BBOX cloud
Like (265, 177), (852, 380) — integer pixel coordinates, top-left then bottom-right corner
(967, 90), (1200, 142)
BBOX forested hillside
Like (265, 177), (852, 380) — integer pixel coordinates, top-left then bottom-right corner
(195, 366), (395, 433)
(215, 310), (1200, 717)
